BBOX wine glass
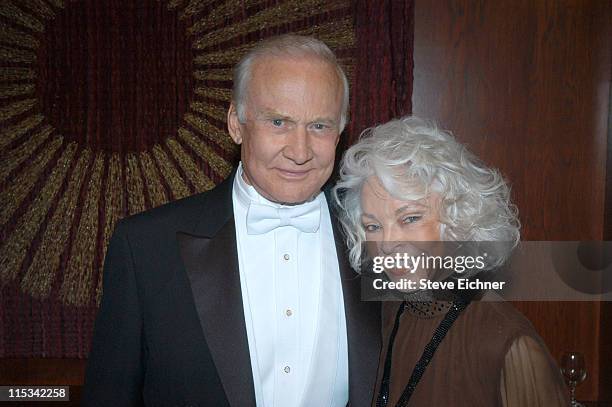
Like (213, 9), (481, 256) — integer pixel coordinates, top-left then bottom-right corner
(560, 352), (587, 407)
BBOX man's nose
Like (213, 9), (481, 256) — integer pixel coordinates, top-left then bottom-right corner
(284, 125), (312, 164)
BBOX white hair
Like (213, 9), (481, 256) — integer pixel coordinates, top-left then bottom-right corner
(232, 34), (349, 132)
(332, 116), (521, 272)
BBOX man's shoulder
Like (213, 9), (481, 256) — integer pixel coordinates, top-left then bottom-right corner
(121, 189), (208, 229)
(118, 172), (235, 237)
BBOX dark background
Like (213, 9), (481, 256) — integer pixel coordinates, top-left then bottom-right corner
(1, 0), (611, 404)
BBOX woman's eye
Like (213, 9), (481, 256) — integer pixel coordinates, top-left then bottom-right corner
(272, 119), (283, 127)
(402, 215), (421, 224)
(364, 224), (381, 232)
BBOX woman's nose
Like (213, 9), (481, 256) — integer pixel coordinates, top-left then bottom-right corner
(380, 231), (403, 255)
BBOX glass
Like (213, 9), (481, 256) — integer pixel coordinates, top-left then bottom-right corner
(560, 352), (587, 407)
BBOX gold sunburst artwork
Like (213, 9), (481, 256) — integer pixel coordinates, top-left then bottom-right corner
(0, 0), (354, 306)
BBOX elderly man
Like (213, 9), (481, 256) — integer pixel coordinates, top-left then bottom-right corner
(82, 35), (380, 407)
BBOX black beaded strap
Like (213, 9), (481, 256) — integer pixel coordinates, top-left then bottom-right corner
(376, 298), (471, 407)
(376, 302), (406, 407)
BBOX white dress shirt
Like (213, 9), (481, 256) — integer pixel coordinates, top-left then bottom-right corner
(232, 162), (348, 407)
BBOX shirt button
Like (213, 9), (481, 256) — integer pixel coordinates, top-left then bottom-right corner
(283, 253), (290, 261)
(283, 365), (291, 374)
(285, 309), (293, 317)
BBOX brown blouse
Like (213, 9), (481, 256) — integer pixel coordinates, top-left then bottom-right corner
(372, 295), (569, 407)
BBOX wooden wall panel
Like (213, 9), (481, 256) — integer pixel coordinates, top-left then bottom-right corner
(602, 34), (612, 401)
(0, 358), (85, 385)
(412, 0), (611, 401)
(600, 302), (612, 401)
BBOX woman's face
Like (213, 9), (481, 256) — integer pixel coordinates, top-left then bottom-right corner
(360, 176), (442, 286)
(360, 176), (442, 243)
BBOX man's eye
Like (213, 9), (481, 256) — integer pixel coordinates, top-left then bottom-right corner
(402, 215), (422, 224)
(313, 123), (327, 130)
(364, 224), (381, 232)
(272, 119), (283, 127)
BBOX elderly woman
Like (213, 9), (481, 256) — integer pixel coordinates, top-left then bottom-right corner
(333, 117), (569, 407)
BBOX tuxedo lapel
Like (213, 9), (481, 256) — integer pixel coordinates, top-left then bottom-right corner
(176, 170), (257, 407)
(177, 225), (255, 407)
(329, 200), (382, 406)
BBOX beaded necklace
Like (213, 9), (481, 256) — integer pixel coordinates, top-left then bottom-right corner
(376, 297), (471, 407)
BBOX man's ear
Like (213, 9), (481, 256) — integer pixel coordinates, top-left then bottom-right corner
(227, 102), (243, 145)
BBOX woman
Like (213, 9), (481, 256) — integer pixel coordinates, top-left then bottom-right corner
(333, 116), (569, 406)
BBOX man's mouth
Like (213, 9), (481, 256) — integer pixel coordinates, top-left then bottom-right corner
(276, 168), (312, 179)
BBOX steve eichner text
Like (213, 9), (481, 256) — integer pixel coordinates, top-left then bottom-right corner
(372, 252), (487, 274)
(373, 278), (506, 291)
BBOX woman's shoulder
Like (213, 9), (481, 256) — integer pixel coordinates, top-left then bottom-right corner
(461, 291), (543, 349)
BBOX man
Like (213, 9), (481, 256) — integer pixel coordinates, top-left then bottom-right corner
(82, 35), (380, 407)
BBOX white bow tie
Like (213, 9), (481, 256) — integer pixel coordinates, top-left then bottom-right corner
(246, 198), (321, 235)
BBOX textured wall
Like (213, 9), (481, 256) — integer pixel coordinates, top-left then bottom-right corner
(0, 0), (357, 358)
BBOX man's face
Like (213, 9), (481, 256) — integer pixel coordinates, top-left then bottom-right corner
(228, 55), (344, 204)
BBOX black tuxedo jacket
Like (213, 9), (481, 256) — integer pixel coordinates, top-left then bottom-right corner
(82, 170), (381, 407)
